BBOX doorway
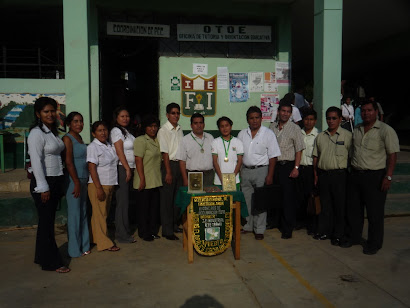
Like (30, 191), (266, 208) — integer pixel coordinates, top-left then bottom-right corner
(99, 37), (159, 128)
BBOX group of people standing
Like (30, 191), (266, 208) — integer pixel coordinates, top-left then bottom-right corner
(27, 91), (399, 274)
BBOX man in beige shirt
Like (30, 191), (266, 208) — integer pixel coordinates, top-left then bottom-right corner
(157, 103), (184, 240)
(270, 99), (305, 239)
(313, 107), (352, 246)
(341, 100), (399, 255)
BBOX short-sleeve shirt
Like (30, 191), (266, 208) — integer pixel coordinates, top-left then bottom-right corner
(237, 126), (281, 167)
(133, 134), (162, 189)
(351, 120), (400, 170)
(157, 120), (183, 161)
(270, 121), (305, 161)
(211, 136), (244, 185)
(110, 127), (136, 168)
(313, 126), (352, 170)
(300, 127), (319, 166)
(87, 139), (118, 185)
(175, 132), (214, 171)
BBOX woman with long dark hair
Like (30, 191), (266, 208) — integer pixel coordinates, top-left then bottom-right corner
(110, 106), (136, 243)
(28, 97), (70, 273)
(62, 112), (90, 257)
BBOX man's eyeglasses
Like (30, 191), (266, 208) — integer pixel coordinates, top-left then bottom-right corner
(170, 112), (180, 115)
(326, 117), (339, 120)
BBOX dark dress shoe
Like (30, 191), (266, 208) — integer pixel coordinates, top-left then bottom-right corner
(174, 228), (183, 233)
(152, 234), (161, 240)
(165, 235), (179, 240)
(313, 234), (328, 240)
(254, 233), (264, 240)
(143, 236), (154, 242)
(331, 238), (341, 246)
(363, 247), (379, 255)
(281, 233), (292, 239)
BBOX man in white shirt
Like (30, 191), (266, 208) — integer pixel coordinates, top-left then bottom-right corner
(176, 113), (214, 187)
(157, 103), (184, 240)
(238, 106), (281, 240)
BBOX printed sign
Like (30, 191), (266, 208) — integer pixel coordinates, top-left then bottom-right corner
(177, 24), (272, 42)
(171, 76), (180, 91)
(191, 195), (233, 256)
(181, 74), (217, 117)
(107, 22), (170, 38)
(229, 73), (249, 102)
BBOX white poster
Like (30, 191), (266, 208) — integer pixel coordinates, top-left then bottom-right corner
(249, 72), (264, 92)
(276, 62), (290, 85)
(193, 63), (208, 75)
(264, 72), (278, 92)
(217, 67), (228, 89)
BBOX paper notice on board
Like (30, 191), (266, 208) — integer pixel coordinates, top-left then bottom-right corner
(276, 62), (290, 85)
(264, 72), (277, 92)
(217, 67), (228, 89)
(261, 93), (280, 121)
(229, 73), (249, 103)
(249, 72), (264, 92)
(193, 63), (208, 75)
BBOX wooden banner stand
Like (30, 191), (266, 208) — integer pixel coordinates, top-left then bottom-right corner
(182, 200), (241, 264)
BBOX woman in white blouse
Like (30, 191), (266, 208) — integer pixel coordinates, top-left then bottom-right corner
(341, 96), (354, 131)
(110, 107), (136, 243)
(87, 121), (120, 252)
(28, 97), (70, 273)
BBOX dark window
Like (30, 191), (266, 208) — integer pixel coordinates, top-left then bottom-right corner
(0, 7), (64, 79)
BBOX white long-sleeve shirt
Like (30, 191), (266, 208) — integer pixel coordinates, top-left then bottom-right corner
(28, 126), (64, 193)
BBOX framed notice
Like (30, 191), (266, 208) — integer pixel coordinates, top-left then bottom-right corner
(188, 172), (204, 193)
(191, 195), (233, 256)
(222, 173), (236, 192)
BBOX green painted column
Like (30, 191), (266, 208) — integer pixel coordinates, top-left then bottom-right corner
(63, 0), (92, 143)
(313, 0), (343, 130)
(89, 3), (100, 125)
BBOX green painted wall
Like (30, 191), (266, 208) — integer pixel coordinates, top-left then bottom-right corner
(159, 57), (290, 131)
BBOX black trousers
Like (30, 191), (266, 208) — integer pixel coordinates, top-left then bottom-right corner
(273, 161), (297, 235)
(346, 169), (387, 249)
(137, 187), (160, 238)
(317, 169), (347, 238)
(295, 165), (317, 232)
(31, 175), (64, 271)
(160, 161), (182, 236)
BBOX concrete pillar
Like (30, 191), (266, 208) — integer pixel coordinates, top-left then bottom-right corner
(63, 0), (92, 142)
(89, 4), (100, 125)
(313, 0), (343, 130)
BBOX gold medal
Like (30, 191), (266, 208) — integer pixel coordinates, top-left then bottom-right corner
(200, 148), (204, 153)
(224, 157), (229, 162)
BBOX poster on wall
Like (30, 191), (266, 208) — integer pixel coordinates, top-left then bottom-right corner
(217, 67), (228, 89)
(264, 72), (278, 92)
(171, 76), (181, 91)
(261, 93), (279, 122)
(193, 63), (208, 75)
(229, 73), (249, 103)
(181, 74), (217, 117)
(275, 62), (290, 85)
(249, 72), (264, 92)
(0, 94), (66, 137)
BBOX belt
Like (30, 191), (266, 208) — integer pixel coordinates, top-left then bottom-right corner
(277, 160), (294, 166)
(318, 168), (346, 175)
(187, 169), (213, 173)
(243, 165), (268, 169)
(351, 168), (385, 174)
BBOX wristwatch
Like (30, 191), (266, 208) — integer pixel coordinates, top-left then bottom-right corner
(294, 166), (299, 170)
(385, 175), (392, 181)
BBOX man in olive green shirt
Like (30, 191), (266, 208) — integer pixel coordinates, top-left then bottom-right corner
(342, 100), (399, 255)
(313, 107), (352, 246)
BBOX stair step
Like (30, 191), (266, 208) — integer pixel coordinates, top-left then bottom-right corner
(390, 175), (410, 194)
(385, 194), (410, 216)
